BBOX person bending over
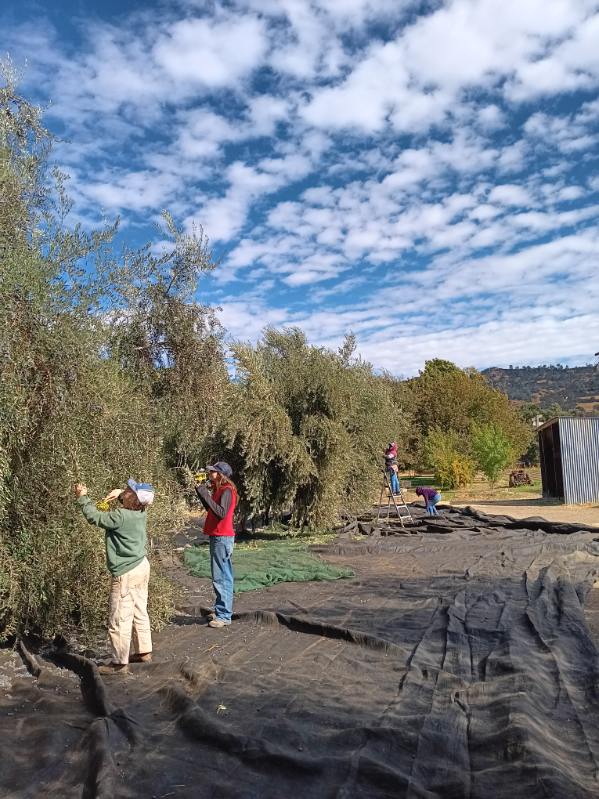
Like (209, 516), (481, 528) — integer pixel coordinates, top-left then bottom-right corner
(74, 479), (155, 674)
(195, 462), (237, 629)
(415, 486), (442, 516)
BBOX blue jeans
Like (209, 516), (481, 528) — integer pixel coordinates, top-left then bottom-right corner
(426, 493), (441, 515)
(209, 536), (235, 622)
(390, 471), (400, 494)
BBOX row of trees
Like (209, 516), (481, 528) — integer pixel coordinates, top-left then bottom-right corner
(0, 73), (532, 640)
(411, 359), (531, 488)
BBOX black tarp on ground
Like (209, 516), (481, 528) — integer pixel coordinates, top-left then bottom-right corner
(3, 505), (599, 798)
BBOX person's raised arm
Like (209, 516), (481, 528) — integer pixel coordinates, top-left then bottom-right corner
(74, 484), (123, 530)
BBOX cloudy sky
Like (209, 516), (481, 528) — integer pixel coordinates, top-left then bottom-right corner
(2, 0), (599, 375)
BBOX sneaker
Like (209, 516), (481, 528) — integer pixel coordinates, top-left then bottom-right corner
(98, 662), (129, 675)
(129, 653), (152, 663)
(208, 618), (231, 628)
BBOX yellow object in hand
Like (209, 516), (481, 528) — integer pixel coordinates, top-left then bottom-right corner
(194, 471), (207, 484)
(96, 500), (110, 511)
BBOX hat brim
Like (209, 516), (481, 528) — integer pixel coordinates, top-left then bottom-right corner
(206, 463), (232, 478)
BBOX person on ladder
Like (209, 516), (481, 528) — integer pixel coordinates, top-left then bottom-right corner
(384, 441), (401, 495)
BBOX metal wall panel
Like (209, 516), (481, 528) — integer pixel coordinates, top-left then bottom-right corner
(558, 417), (599, 504)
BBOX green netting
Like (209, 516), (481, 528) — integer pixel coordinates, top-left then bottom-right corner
(184, 540), (354, 592)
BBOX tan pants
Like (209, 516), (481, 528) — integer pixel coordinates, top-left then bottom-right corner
(108, 557), (152, 665)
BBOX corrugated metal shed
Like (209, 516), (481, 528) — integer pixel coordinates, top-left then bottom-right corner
(538, 416), (599, 504)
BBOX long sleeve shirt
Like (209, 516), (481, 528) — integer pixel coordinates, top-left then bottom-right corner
(195, 484), (233, 519)
(77, 495), (147, 576)
(416, 487), (440, 502)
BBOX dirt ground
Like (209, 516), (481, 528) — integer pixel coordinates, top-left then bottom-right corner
(450, 497), (599, 527)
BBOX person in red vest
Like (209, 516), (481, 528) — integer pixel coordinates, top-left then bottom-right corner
(195, 461), (237, 628)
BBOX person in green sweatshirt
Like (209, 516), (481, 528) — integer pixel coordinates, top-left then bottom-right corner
(74, 479), (155, 675)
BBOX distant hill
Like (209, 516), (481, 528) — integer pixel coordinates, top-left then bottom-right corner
(482, 365), (599, 414)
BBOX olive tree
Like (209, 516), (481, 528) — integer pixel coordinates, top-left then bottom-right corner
(0, 68), (218, 639)
(211, 329), (408, 528)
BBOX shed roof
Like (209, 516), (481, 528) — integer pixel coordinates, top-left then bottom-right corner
(537, 415), (599, 433)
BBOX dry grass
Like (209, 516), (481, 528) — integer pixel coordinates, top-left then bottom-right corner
(396, 467), (542, 503)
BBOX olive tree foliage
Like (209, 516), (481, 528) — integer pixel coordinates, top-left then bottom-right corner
(0, 68), (221, 639)
(105, 212), (228, 471)
(210, 329), (408, 528)
(0, 66), (114, 637)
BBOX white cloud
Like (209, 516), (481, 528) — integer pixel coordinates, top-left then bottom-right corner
(488, 184), (532, 206)
(477, 104), (506, 130)
(269, 0), (347, 79)
(176, 109), (240, 158)
(216, 300), (292, 341)
(359, 312), (599, 376)
(184, 142), (319, 240)
(3, 0), (599, 378)
(302, 0), (596, 134)
(78, 169), (179, 212)
(248, 95), (291, 136)
(557, 186), (585, 202)
(524, 110), (598, 153)
(508, 11), (599, 100)
(153, 15), (268, 88)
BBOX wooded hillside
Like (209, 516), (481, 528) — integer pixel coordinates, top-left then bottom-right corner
(482, 365), (599, 414)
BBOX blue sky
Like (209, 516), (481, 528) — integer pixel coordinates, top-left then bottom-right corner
(2, 0), (599, 376)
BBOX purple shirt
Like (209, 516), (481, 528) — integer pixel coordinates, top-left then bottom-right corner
(415, 487), (440, 501)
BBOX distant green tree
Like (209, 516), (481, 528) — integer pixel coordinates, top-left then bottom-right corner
(421, 358), (461, 377)
(471, 424), (514, 487)
(338, 332), (357, 365)
(542, 402), (573, 421)
(518, 403), (541, 464)
(422, 429), (475, 489)
(378, 371), (419, 470)
(409, 360), (531, 465)
(519, 402), (542, 424)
